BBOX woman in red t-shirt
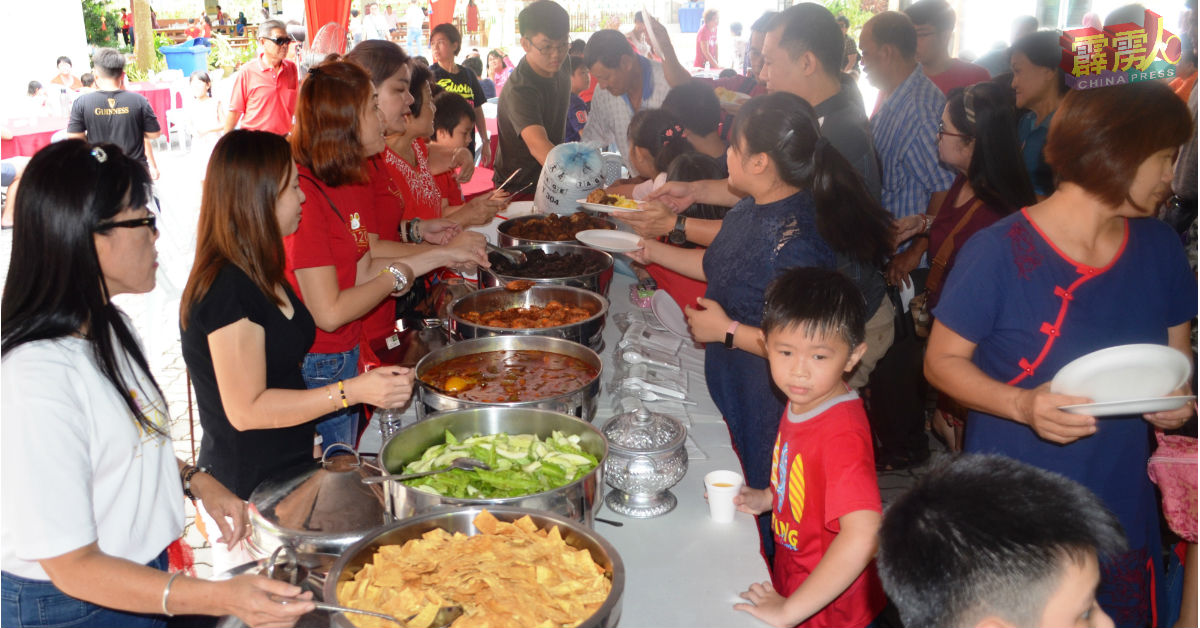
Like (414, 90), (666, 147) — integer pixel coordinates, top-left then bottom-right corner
(286, 60), (486, 448)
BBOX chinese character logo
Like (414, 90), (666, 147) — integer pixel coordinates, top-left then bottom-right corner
(1060, 9), (1182, 89)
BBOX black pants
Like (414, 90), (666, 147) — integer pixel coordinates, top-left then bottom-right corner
(865, 279), (930, 468)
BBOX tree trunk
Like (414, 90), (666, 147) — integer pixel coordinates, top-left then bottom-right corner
(133, 0), (153, 71)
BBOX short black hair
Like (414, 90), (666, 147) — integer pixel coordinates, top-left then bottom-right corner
(569, 54), (588, 74)
(409, 62), (433, 115)
(584, 29), (634, 70)
(718, 68), (737, 78)
(80, 73), (95, 87)
(761, 267), (866, 349)
(461, 55), (483, 77)
(56, 56), (72, 67)
(661, 80), (721, 136)
(432, 91), (476, 136)
(904, 0), (955, 32)
(518, 0), (569, 40)
(878, 455), (1127, 628)
(92, 47), (126, 79)
(835, 14), (850, 29)
(730, 21), (742, 36)
(431, 22), (462, 55)
(865, 12), (917, 60)
(27, 80), (41, 96)
(1012, 30), (1069, 94)
(569, 38), (586, 57)
(750, 11), (777, 34)
(770, 3), (845, 78)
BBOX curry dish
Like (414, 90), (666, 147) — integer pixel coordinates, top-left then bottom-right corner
(422, 350), (599, 403)
(502, 213), (613, 242)
(460, 301), (595, 329)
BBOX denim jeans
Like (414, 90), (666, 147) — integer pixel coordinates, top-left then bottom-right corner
(301, 346), (361, 449)
(1, 550), (168, 627)
(406, 29), (422, 57)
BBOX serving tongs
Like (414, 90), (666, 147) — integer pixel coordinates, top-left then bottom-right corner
(485, 241), (527, 266)
(361, 456), (492, 485)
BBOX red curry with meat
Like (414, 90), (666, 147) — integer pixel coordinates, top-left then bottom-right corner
(421, 350), (599, 403)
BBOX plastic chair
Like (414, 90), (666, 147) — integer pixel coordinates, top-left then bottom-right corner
(165, 109), (191, 151)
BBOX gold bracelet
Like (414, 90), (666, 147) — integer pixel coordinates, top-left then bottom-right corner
(338, 380), (349, 408)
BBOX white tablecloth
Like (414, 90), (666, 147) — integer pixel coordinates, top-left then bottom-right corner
(360, 272), (771, 628)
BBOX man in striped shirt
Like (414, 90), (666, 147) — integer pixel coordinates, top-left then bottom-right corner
(860, 11), (954, 287)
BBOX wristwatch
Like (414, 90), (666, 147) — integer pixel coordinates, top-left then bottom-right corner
(384, 263), (410, 293)
(668, 215), (687, 245)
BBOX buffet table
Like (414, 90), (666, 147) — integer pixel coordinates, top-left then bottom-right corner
(359, 272), (771, 628)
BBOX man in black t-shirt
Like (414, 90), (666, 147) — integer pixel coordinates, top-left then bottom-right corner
(492, 0), (572, 193)
(430, 23), (491, 165)
(67, 48), (161, 178)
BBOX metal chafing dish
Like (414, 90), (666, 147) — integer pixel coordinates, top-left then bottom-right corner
(377, 407), (607, 525)
(323, 507), (625, 628)
(413, 335), (603, 422)
(447, 284), (609, 350)
(478, 243), (614, 298)
(246, 446), (390, 558)
(497, 214), (618, 247)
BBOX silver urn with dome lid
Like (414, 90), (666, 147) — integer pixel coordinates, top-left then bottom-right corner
(600, 404), (688, 518)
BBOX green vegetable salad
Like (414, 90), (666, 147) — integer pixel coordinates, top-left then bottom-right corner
(401, 431), (599, 498)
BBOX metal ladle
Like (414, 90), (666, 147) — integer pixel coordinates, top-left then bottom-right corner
(360, 457), (492, 485)
(271, 595), (463, 628)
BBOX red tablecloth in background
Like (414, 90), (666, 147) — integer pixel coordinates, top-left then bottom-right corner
(127, 82), (175, 141)
(462, 166), (495, 199)
(2, 116), (69, 158)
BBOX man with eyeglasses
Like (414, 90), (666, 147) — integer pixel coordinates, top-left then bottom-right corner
(904, 0), (989, 96)
(492, 0), (573, 194)
(224, 19), (299, 135)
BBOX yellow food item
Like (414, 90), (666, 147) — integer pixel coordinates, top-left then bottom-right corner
(337, 510), (613, 628)
(441, 376), (472, 393)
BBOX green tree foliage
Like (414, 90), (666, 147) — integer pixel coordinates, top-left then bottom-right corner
(82, 0), (123, 47)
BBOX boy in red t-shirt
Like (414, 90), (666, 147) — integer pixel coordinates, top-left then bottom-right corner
(430, 90), (474, 208)
(733, 267), (886, 628)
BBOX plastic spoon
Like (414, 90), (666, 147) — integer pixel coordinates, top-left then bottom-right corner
(633, 388), (697, 405)
(621, 349), (680, 371)
(361, 457), (492, 484)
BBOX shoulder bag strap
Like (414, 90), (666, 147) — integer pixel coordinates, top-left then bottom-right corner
(925, 198), (984, 296)
(298, 173), (345, 223)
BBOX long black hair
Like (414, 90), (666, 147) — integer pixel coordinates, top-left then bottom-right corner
(729, 92), (893, 266)
(945, 83), (1036, 213)
(2, 140), (168, 437)
(628, 108), (694, 176)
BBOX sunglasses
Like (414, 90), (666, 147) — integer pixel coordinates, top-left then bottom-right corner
(937, 121), (971, 141)
(261, 35), (293, 47)
(94, 215), (157, 235)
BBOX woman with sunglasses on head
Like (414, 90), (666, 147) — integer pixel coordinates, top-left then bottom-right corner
(629, 91), (893, 557)
(1, 140), (313, 628)
(179, 131), (416, 573)
(286, 59), (488, 450)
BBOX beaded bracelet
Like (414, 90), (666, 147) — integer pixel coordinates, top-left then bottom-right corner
(181, 465), (210, 501)
(338, 380), (349, 408)
(326, 385), (339, 411)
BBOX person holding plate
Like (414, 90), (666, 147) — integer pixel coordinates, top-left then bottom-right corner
(924, 81), (1196, 626)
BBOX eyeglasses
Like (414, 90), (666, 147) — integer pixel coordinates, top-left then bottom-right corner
(937, 121), (971, 141)
(529, 40), (569, 57)
(261, 35), (293, 47)
(94, 215), (157, 235)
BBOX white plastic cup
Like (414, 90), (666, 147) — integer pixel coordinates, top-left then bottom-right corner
(704, 470), (744, 523)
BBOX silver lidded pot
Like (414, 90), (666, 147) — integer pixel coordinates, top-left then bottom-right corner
(600, 404), (688, 518)
(478, 243), (614, 298)
(246, 446), (390, 557)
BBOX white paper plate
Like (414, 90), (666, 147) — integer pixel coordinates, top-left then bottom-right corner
(1060, 395), (1196, 417)
(501, 200), (537, 218)
(576, 229), (642, 253)
(1050, 343), (1191, 402)
(652, 290), (691, 339)
(578, 200), (645, 214)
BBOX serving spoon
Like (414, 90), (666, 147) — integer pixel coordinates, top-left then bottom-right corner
(272, 595), (463, 627)
(361, 457), (492, 484)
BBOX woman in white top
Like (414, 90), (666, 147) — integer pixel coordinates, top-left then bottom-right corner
(0, 139), (314, 628)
